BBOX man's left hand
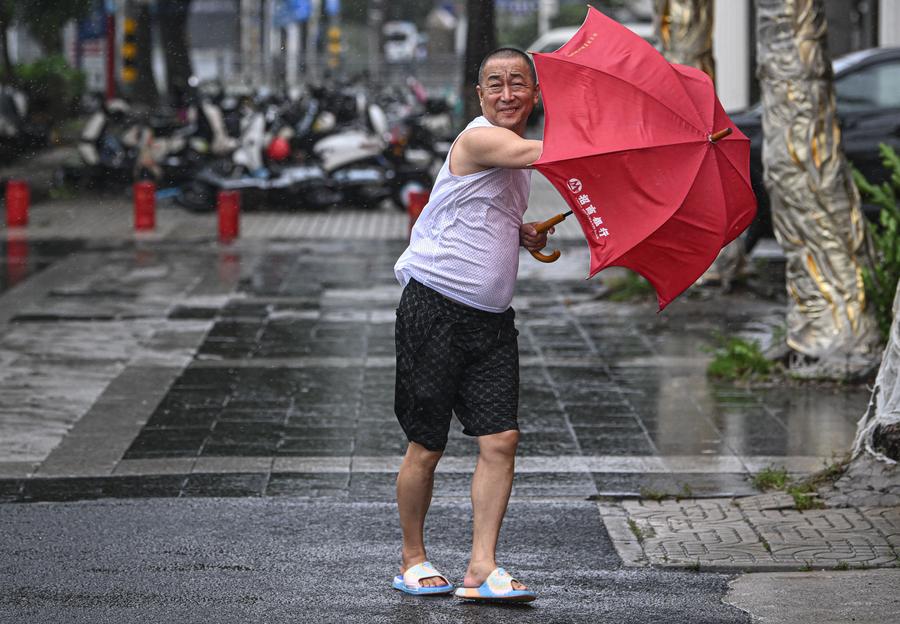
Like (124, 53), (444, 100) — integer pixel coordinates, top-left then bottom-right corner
(520, 221), (551, 251)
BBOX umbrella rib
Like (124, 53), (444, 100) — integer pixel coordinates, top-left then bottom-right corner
(538, 54), (708, 134)
(711, 142), (754, 189)
(536, 137), (719, 166)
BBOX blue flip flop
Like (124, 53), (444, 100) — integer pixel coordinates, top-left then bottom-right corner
(454, 567), (536, 603)
(392, 561), (454, 596)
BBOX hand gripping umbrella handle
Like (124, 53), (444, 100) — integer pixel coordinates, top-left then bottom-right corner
(528, 211), (571, 263)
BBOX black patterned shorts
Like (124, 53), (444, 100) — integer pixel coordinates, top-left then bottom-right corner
(394, 279), (519, 452)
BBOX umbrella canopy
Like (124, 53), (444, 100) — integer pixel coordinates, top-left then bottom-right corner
(531, 7), (757, 310)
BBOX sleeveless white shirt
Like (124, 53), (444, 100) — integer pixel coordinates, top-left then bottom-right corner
(394, 116), (533, 313)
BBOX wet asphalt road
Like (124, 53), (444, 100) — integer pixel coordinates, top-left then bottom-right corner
(0, 497), (749, 624)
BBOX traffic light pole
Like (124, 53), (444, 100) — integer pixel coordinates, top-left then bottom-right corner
(106, 11), (116, 101)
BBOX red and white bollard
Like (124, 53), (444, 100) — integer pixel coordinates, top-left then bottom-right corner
(133, 181), (156, 230)
(217, 190), (240, 242)
(5, 180), (30, 227)
(407, 190), (430, 237)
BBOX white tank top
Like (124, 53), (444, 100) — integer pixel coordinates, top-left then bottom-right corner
(394, 116), (533, 313)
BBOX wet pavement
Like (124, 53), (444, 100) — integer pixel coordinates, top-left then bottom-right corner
(0, 190), (894, 622)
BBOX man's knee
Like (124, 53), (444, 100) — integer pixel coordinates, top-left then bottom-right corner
(478, 429), (519, 460)
(404, 441), (444, 471)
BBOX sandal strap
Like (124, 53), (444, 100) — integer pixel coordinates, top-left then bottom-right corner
(485, 567), (518, 595)
(403, 561), (449, 587)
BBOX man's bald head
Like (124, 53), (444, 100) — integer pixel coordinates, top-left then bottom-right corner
(477, 47), (537, 86)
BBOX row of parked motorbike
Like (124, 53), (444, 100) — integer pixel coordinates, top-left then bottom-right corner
(66, 79), (456, 212)
(1, 85), (49, 165)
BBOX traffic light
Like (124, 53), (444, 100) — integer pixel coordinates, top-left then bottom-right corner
(122, 17), (137, 83)
(327, 25), (341, 69)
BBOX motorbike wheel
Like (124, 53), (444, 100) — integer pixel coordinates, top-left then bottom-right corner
(176, 180), (217, 212)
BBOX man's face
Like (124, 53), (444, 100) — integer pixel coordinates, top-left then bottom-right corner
(476, 56), (539, 134)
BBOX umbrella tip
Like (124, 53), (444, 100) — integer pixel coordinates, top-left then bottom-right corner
(709, 128), (733, 143)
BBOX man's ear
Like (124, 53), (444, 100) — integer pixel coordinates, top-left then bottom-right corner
(476, 84), (483, 105)
(533, 85), (540, 105)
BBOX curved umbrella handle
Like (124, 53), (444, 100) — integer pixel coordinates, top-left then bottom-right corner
(528, 211), (571, 263)
(530, 248), (561, 263)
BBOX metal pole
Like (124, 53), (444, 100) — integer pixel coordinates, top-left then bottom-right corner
(106, 10), (116, 100)
(367, 0), (383, 84)
(305, 0), (322, 84)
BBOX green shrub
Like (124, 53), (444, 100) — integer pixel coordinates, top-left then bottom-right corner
(605, 271), (655, 302)
(13, 55), (85, 120)
(707, 335), (772, 381)
(853, 144), (900, 342)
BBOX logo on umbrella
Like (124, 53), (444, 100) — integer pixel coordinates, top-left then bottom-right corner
(567, 178), (583, 193)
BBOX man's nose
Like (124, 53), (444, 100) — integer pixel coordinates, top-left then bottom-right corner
(500, 84), (513, 100)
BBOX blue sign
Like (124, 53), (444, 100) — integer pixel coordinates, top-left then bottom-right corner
(325, 0), (340, 17)
(78, 0), (107, 40)
(275, 0), (311, 26)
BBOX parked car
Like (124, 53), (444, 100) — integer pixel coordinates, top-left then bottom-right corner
(731, 47), (900, 250)
(528, 22), (658, 55)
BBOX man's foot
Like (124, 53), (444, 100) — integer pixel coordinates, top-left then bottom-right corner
(455, 567), (536, 602)
(393, 561), (454, 596)
(401, 559), (449, 588)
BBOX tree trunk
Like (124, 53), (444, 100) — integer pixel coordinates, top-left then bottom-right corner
(462, 0), (495, 122)
(755, 0), (879, 379)
(133, 1), (159, 107)
(853, 279), (900, 462)
(158, 0), (193, 107)
(654, 0), (715, 80)
(0, 1), (13, 81)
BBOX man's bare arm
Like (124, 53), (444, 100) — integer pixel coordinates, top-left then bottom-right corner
(451, 127), (543, 176)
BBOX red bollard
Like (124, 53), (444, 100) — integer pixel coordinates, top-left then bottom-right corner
(5, 231), (28, 287)
(133, 181), (156, 230)
(5, 180), (30, 227)
(407, 190), (430, 237)
(217, 190), (240, 242)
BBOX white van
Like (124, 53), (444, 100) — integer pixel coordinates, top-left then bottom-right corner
(527, 23), (659, 54)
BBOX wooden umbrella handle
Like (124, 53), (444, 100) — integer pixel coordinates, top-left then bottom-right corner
(528, 212), (570, 263)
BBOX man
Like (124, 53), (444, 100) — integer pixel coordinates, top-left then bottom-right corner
(391, 47), (549, 602)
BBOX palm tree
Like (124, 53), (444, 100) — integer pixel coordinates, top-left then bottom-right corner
(755, 0), (879, 380)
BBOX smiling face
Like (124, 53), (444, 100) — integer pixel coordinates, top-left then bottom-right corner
(476, 55), (540, 136)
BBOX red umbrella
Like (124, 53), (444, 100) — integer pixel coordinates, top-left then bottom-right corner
(530, 7), (757, 310)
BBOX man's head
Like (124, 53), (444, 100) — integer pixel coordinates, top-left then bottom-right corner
(476, 48), (539, 135)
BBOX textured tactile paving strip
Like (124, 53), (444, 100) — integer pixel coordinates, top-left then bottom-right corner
(620, 498), (900, 571)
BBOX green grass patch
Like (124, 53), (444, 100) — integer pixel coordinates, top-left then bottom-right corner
(751, 466), (789, 491)
(627, 518), (646, 544)
(707, 335), (772, 381)
(638, 486), (667, 502)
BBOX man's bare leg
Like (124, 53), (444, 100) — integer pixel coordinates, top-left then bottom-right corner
(463, 429), (527, 590)
(396, 441), (448, 587)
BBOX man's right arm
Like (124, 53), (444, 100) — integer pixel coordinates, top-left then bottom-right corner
(451, 127), (543, 176)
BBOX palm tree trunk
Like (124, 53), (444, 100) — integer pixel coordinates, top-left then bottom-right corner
(462, 0), (495, 122)
(853, 279), (900, 462)
(158, 0), (193, 107)
(755, 0), (879, 379)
